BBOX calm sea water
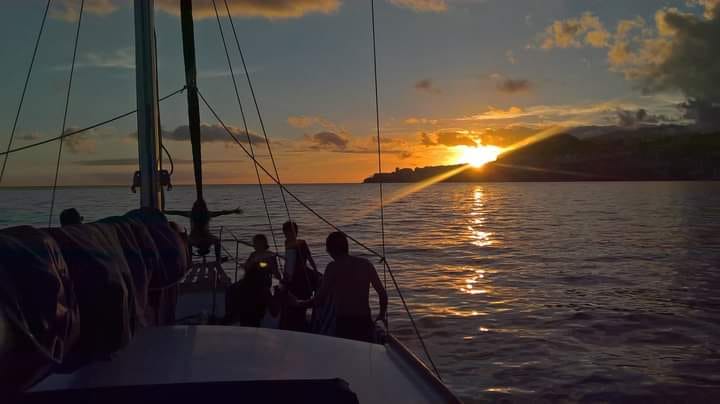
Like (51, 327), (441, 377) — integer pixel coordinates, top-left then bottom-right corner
(2, 182), (720, 402)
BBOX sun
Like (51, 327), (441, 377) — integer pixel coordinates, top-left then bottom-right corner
(458, 144), (503, 168)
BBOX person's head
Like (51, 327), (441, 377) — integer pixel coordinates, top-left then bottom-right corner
(326, 231), (349, 259)
(253, 234), (269, 252)
(282, 221), (298, 240)
(59, 208), (83, 227)
(190, 199), (210, 229)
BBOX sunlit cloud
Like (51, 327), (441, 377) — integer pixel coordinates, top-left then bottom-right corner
(52, 0), (341, 21)
(389, 0), (448, 13)
(537, 3), (720, 129)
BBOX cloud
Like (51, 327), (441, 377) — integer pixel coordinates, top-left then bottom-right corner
(304, 131), (349, 149)
(53, 0), (341, 21)
(615, 108), (675, 127)
(63, 128), (97, 154)
(539, 12), (610, 49)
(415, 78), (442, 94)
(156, 0), (341, 20)
(389, 0), (447, 13)
(421, 130), (477, 147)
(505, 50), (517, 65)
(538, 5), (720, 129)
(19, 133), (40, 141)
(287, 115), (336, 130)
(404, 117), (439, 125)
(73, 158), (245, 166)
(162, 123), (265, 144)
(51, 0), (118, 22)
(497, 78), (533, 94)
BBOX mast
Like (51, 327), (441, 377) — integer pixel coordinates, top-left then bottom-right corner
(181, 0), (204, 202)
(134, 0), (161, 209)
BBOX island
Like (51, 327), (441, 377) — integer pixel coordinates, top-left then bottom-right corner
(364, 131), (720, 183)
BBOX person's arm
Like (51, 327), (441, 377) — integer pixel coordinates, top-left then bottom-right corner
(299, 263), (334, 308)
(369, 262), (388, 324)
(271, 255), (283, 281)
(209, 208), (243, 218)
(302, 241), (318, 271)
(164, 210), (190, 218)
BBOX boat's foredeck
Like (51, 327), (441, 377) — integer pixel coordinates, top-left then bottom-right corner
(32, 326), (451, 404)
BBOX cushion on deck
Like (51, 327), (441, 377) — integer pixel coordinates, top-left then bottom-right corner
(49, 223), (135, 370)
(0, 226), (79, 394)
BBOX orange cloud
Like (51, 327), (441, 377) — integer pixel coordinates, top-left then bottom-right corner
(52, 0), (341, 21)
(389, 0), (447, 13)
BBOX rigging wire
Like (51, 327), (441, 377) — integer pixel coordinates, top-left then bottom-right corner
(198, 89), (442, 379)
(48, 0), (85, 228)
(161, 143), (174, 175)
(0, 87), (186, 158)
(211, 0), (280, 257)
(221, 0), (292, 223)
(0, 0), (53, 185)
(369, 0), (389, 326)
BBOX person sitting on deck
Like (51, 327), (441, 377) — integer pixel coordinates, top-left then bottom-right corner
(164, 199), (242, 256)
(299, 231), (388, 343)
(279, 221), (319, 332)
(225, 234), (281, 326)
(59, 208), (83, 227)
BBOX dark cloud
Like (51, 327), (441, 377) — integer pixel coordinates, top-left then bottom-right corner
(421, 131), (476, 147)
(62, 128), (97, 154)
(304, 131), (349, 149)
(20, 133), (40, 141)
(415, 78), (442, 94)
(616, 108), (675, 127)
(680, 99), (720, 130)
(497, 78), (533, 94)
(74, 158), (246, 167)
(162, 123), (265, 144)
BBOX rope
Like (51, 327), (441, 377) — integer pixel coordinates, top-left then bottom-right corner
(0, 87), (186, 158)
(161, 143), (174, 175)
(198, 89), (442, 379)
(211, 0), (280, 257)
(0, 0), (53, 185)
(48, 0), (85, 228)
(370, 0), (388, 324)
(222, 0), (292, 222)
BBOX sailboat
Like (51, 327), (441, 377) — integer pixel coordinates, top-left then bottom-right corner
(0, 1), (461, 402)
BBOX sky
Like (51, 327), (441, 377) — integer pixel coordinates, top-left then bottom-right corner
(0, 0), (717, 185)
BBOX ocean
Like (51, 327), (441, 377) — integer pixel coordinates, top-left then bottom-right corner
(2, 182), (719, 402)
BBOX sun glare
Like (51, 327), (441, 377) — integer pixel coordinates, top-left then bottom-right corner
(459, 145), (503, 168)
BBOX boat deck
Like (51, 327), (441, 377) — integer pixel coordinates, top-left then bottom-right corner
(32, 326), (455, 403)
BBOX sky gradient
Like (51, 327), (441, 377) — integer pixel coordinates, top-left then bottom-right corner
(0, 0), (717, 185)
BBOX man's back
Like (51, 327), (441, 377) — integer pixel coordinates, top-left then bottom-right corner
(326, 255), (374, 318)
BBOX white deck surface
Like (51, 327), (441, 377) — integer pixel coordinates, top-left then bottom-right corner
(33, 326), (449, 403)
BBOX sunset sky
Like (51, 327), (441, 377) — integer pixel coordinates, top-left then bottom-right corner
(0, 0), (717, 185)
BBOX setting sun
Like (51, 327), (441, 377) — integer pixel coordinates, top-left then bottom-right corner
(458, 145), (503, 168)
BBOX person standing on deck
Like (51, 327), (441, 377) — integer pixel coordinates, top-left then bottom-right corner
(279, 220), (319, 331)
(225, 234), (281, 326)
(300, 231), (388, 342)
(164, 199), (242, 255)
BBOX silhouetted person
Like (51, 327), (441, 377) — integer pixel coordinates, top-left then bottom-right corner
(59, 208), (83, 227)
(279, 220), (318, 331)
(225, 234), (281, 326)
(302, 231), (388, 342)
(164, 199), (242, 256)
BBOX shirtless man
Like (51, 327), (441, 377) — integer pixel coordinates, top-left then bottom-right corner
(303, 231), (388, 342)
